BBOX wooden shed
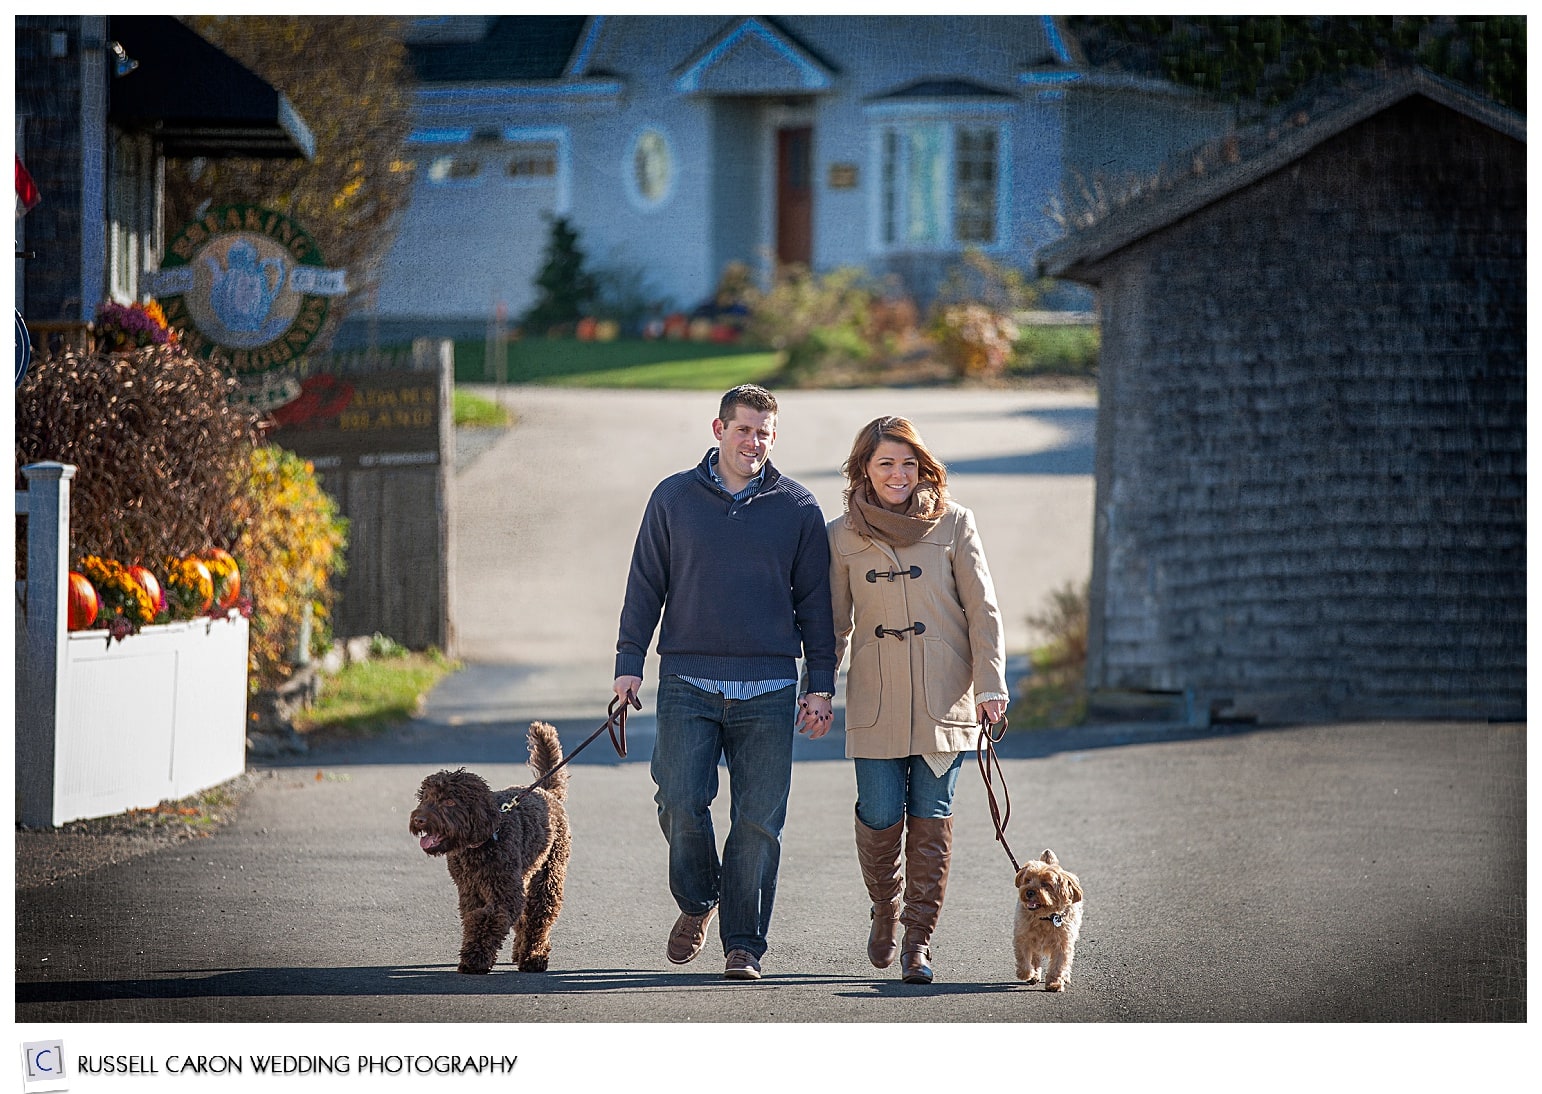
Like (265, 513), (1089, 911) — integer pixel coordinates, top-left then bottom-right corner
(1038, 70), (1525, 724)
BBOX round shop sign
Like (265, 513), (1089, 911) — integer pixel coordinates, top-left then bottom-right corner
(15, 310), (32, 387)
(147, 204), (347, 375)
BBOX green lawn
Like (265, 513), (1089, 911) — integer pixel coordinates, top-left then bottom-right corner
(1009, 324), (1099, 377)
(293, 650), (460, 736)
(456, 337), (782, 389)
(452, 388), (512, 428)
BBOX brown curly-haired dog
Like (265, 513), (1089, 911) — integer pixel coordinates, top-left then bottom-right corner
(410, 722), (570, 974)
(1013, 848), (1085, 992)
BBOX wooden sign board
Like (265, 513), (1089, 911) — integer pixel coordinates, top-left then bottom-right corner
(265, 369), (440, 469)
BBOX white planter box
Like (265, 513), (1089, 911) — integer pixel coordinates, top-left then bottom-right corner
(16, 461), (251, 827)
(53, 615), (250, 825)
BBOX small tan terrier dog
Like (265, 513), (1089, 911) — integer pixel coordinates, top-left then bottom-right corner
(1013, 849), (1085, 991)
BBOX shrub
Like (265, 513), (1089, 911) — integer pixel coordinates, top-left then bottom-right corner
(865, 294), (921, 351)
(744, 264), (878, 384)
(931, 303), (1019, 380)
(232, 446), (349, 690)
(1014, 581), (1090, 728)
(522, 215), (599, 335)
(15, 343), (258, 568)
(368, 632), (409, 659)
(933, 248), (1042, 314)
(592, 259), (671, 335)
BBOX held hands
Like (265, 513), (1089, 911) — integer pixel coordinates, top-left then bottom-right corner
(796, 693), (834, 738)
(977, 698), (1008, 726)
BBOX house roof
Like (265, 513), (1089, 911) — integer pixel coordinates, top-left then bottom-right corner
(108, 16), (314, 159)
(407, 16), (588, 83)
(870, 78), (1016, 102)
(1039, 67), (1526, 282)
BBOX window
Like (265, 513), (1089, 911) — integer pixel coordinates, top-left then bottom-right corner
(107, 131), (158, 302)
(878, 120), (1003, 249)
(506, 142), (558, 181)
(625, 126), (674, 210)
(428, 155), (481, 184)
(954, 127), (999, 244)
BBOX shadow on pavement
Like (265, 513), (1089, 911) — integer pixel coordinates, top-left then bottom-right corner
(258, 711), (1270, 771)
(18, 965), (1009, 1004)
(935, 406), (1096, 477)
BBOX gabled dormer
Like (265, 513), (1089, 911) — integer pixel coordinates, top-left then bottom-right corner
(672, 16), (838, 95)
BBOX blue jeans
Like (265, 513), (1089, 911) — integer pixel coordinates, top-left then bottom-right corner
(651, 676), (796, 959)
(854, 753), (964, 830)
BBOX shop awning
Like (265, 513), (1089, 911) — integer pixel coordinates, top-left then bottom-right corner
(108, 16), (315, 160)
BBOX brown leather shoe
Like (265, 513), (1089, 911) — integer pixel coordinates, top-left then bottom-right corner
(666, 907), (717, 964)
(724, 948), (761, 980)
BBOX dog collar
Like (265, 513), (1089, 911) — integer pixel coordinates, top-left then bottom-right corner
(1039, 913), (1066, 928)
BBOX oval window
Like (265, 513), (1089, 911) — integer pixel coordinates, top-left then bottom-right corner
(627, 127), (673, 209)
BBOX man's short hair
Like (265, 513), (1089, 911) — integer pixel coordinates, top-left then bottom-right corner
(718, 384), (778, 424)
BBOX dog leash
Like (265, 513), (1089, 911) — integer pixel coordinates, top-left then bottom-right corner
(506, 691), (639, 810)
(976, 712), (1022, 871)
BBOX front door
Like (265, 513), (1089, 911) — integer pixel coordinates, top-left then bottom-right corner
(776, 126), (812, 266)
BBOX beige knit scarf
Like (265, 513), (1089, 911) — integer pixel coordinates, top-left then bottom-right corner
(845, 482), (947, 546)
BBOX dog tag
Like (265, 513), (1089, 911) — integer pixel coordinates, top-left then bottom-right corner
(1052, 914), (1063, 928)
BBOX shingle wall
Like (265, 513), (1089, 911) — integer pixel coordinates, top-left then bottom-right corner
(1089, 98), (1524, 720)
(15, 17), (102, 323)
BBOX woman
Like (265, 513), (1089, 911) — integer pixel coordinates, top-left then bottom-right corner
(829, 416), (1008, 984)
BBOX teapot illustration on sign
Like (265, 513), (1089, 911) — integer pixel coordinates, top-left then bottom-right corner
(205, 240), (285, 333)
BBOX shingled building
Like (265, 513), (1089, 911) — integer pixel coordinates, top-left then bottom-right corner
(1039, 69), (1525, 723)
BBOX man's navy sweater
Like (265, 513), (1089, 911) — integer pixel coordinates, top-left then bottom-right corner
(616, 449), (837, 694)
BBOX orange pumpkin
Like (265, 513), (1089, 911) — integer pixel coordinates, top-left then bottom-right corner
(127, 564), (164, 615)
(205, 548), (242, 609)
(67, 572), (99, 630)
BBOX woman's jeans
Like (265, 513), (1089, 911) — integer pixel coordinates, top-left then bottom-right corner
(651, 676), (796, 960)
(854, 753), (964, 831)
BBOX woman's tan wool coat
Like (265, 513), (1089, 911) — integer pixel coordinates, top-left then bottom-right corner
(830, 501), (1008, 759)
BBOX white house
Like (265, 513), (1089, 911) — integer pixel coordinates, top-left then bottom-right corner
(355, 14), (1233, 341)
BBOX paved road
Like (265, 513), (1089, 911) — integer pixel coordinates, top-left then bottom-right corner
(13, 387), (1526, 1085)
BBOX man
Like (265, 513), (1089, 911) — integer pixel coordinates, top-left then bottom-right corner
(614, 384), (837, 981)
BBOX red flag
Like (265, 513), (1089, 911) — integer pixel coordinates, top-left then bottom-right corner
(16, 155), (41, 215)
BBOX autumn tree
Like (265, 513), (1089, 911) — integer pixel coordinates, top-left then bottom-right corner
(164, 16), (416, 350)
(1066, 15), (1526, 114)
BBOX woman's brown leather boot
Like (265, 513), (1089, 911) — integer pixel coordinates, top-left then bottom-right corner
(899, 815), (953, 984)
(854, 809), (904, 968)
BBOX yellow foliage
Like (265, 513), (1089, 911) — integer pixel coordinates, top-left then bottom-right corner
(233, 446), (349, 690)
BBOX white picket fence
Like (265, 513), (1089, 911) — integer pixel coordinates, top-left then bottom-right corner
(15, 462), (249, 827)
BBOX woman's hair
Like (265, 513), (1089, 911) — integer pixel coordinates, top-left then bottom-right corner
(841, 416), (948, 502)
